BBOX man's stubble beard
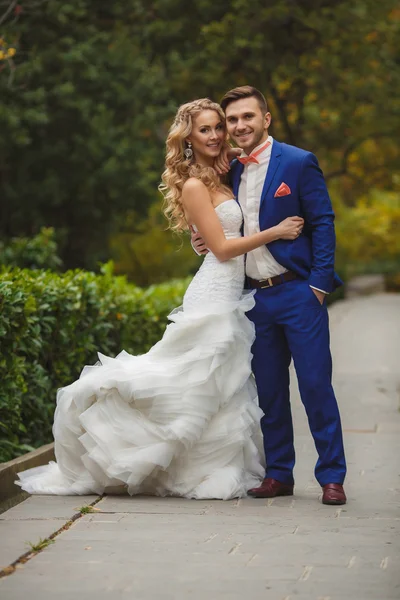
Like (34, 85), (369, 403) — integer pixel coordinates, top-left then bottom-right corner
(229, 128), (267, 154)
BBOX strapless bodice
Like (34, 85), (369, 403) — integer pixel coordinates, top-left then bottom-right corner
(183, 199), (245, 311)
(214, 199), (243, 239)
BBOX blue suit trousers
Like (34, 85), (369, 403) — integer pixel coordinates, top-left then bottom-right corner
(247, 278), (347, 486)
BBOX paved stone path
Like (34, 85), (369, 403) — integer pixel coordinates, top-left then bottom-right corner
(1, 293), (399, 599)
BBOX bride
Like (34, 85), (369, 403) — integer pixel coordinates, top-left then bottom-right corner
(16, 99), (303, 500)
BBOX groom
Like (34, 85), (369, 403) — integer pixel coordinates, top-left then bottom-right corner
(192, 86), (347, 505)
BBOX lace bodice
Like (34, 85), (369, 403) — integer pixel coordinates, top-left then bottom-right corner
(213, 198), (243, 239)
(183, 200), (245, 311)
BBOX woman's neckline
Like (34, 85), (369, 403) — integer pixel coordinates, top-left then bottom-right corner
(214, 198), (236, 210)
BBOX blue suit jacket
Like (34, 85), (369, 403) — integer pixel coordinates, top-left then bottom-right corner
(230, 140), (343, 293)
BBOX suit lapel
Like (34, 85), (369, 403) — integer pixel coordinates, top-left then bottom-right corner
(260, 140), (282, 208)
(231, 160), (244, 202)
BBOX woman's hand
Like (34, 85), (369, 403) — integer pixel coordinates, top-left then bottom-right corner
(275, 216), (304, 240)
(214, 144), (242, 175)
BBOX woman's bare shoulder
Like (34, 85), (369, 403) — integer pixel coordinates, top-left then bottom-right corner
(181, 178), (212, 209)
(182, 177), (209, 195)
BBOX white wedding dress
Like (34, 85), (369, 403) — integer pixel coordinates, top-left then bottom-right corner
(16, 199), (264, 499)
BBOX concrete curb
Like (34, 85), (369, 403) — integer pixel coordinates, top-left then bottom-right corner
(0, 443), (55, 513)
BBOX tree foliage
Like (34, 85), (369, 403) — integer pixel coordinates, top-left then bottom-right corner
(335, 190), (400, 277)
(0, 0), (399, 276)
(0, 1), (174, 268)
(110, 201), (200, 287)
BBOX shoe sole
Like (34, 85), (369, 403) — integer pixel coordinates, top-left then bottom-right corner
(322, 498), (346, 505)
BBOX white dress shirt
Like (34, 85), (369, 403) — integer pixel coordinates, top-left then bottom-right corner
(238, 137), (288, 280)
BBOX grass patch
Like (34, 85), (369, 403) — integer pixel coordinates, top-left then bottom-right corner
(77, 504), (102, 514)
(25, 537), (55, 553)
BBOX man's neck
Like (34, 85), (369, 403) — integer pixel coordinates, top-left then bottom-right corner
(245, 134), (270, 156)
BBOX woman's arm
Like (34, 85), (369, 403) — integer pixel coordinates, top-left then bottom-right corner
(182, 179), (303, 262)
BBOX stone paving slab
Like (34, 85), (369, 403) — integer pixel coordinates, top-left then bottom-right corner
(1, 489), (398, 599)
(0, 520), (62, 571)
(0, 495), (98, 521)
(0, 495), (98, 569)
(1, 293), (400, 599)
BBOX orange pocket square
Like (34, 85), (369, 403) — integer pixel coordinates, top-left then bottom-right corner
(274, 182), (291, 198)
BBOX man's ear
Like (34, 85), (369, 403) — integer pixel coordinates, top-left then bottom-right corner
(264, 112), (271, 129)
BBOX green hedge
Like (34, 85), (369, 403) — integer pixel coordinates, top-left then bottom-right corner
(0, 266), (190, 462)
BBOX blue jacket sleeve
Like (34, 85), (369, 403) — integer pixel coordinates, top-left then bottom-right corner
(299, 152), (336, 293)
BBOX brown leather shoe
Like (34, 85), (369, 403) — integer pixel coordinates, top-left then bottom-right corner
(322, 483), (347, 505)
(248, 478), (294, 498)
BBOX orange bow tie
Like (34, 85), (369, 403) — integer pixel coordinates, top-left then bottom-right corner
(238, 140), (271, 165)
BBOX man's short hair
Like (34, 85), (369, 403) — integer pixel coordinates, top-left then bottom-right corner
(220, 86), (268, 114)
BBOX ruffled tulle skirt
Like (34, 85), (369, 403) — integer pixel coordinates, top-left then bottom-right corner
(16, 294), (264, 500)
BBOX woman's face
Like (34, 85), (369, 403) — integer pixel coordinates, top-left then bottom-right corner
(187, 110), (225, 163)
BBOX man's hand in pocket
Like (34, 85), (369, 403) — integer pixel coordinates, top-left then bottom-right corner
(311, 288), (326, 305)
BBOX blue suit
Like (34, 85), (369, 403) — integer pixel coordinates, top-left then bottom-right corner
(231, 140), (346, 486)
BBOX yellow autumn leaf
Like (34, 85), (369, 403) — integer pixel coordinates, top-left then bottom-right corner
(276, 79), (291, 94)
(389, 8), (400, 20)
(365, 31), (378, 42)
(7, 47), (16, 58)
(0, 50), (5, 60)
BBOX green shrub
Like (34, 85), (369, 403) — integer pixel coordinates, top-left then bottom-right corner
(335, 190), (400, 280)
(0, 266), (190, 462)
(0, 228), (63, 271)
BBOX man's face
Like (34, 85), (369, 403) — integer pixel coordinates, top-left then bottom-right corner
(225, 97), (271, 154)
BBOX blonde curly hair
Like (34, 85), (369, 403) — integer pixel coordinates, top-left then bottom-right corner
(159, 98), (230, 232)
